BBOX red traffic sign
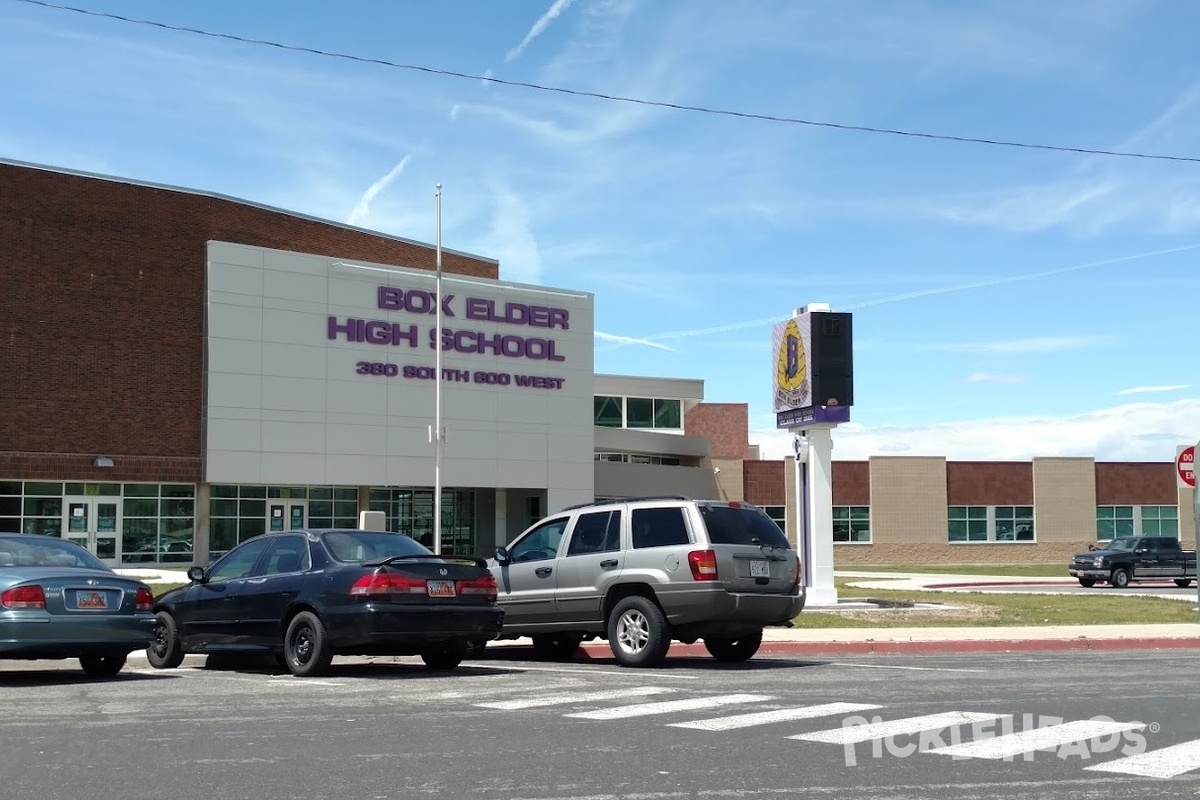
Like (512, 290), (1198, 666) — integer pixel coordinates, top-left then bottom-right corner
(1178, 445), (1196, 489)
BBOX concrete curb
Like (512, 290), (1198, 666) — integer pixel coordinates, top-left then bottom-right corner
(574, 637), (1200, 659)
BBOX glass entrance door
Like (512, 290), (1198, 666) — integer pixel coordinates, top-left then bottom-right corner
(64, 497), (121, 565)
(267, 501), (307, 533)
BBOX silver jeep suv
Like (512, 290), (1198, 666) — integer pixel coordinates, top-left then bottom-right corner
(488, 496), (805, 667)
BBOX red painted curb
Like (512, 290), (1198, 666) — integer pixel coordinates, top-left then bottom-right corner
(573, 637), (1200, 659)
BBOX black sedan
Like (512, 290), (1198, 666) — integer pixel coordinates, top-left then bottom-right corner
(0, 533), (157, 677)
(148, 529), (504, 677)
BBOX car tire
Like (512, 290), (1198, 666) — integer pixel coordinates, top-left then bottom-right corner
(1175, 579), (1193, 588)
(283, 611), (333, 677)
(147, 610), (185, 669)
(1077, 578), (1097, 588)
(703, 631), (763, 663)
(1110, 568), (1131, 589)
(421, 641), (469, 671)
(80, 652), (127, 678)
(531, 633), (583, 660)
(607, 595), (670, 668)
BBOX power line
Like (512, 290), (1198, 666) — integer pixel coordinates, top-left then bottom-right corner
(14, 0), (1200, 165)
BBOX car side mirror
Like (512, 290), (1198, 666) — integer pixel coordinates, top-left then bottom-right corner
(494, 547), (511, 567)
(187, 566), (207, 583)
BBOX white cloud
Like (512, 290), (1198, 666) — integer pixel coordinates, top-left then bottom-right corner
(965, 372), (1027, 384)
(479, 186), (543, 285)
(1117, 384), (1189, 395)
(750, 399), (1200, 462)
(594, 331), (676, 352)
(346, 155), (411, 226)
(506, 0), (580, 63)
(929, 335), (1114, 355)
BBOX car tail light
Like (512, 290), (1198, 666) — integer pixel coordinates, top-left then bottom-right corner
(135, 587), (154, 611)
(1, 585), (46, 609)
(350, 572), (426, 596)
(456, 574), (497, 601)
(793, 552), (802, 590)
(687, 550), (719, 581)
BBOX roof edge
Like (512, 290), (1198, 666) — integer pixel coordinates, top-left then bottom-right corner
(0, 156), (499, 265)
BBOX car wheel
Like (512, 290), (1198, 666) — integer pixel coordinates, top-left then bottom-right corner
(80, 652), (127, 678)
(607, 595), (670, 668)
(1174, 579), (1193, 588)
(283, 611), (333, 677)
(421, 641), (469, 670)
(703, 631), (763, 663)
(1110, 568), (1131, 589)
(147, 610), (185, 669)
(531, 633), (583, 660)
(1077, 578), (1097, 588)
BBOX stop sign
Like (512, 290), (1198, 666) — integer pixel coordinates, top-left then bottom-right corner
(1178, 445), (1196, 488)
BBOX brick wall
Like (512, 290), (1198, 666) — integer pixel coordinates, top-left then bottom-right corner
(744, 459), (783, 506)
(0, 161), (498, 469)
(947, 461), (1032, 505)
(684, 403), (749, 459)
(833, 541), (1090, 566)
(832, 460), (869, 505)
(1095, 462), (1177, 505)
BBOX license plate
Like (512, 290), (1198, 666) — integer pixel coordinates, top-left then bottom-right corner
(76, 591), (108, 609)
(427, 580), (456, 598)
(749, 560), (770, 578)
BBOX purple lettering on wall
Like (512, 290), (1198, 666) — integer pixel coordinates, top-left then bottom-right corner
(430, 328), (565, 362)
(377, 286), (457, 317)
(328, 317), (419, 347)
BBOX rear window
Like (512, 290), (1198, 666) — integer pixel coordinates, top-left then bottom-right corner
(321, 530), (431, 563)
(700, 505), (792, 548)
(0, 536), (107, 570)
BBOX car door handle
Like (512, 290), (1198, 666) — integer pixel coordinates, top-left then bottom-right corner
(600, 559), (618, 568)
(535, 567), (553, 577)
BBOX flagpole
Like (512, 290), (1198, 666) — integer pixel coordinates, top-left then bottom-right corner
(432, 184), (444, 555)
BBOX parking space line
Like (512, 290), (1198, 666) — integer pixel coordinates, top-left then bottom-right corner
(667, 702), (883, 731)
(791, 712), (1007, 745)
(565, 693), (773, 720)
(1084, 739), (1200, 779)
(477, 686), (677, 710)
(932, 719), (1144, 760)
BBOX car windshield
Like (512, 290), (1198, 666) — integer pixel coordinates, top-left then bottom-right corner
(0, 537), (108, 570)
(321, 530), (433, 563)
(699, 505), (792, 548)
(1103, 538), (1138, 553)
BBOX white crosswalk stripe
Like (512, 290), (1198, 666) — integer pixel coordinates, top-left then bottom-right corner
(932, 720), (1144, 760)
(475, 686), (677, 711)
(789, 712), (1007, 745)
(564, 693), (773, 720)
(1084, 739), (1200, 779)
(668, 702), (883, 732)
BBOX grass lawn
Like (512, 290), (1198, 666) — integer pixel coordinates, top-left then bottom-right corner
(790, 578), (1200, 628)
(842, 563), (1068, 577)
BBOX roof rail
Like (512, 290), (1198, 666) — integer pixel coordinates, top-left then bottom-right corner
(559, 495), (692, 512)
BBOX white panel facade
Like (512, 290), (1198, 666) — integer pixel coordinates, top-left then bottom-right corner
(205, 242), (595, 497)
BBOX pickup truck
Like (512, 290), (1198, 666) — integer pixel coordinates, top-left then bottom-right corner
(1069, 536), (1197, 588)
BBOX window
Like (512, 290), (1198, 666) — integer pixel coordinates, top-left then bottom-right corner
(1097, 505), (1177, 540)
(1140, 506), (1178, 537)
(510, 517), (568, 562)
(260, 535), (311, 575)
(594, 396), (623, 427)
(833, 506), (871, 543)
(948, 506), (988, 542)
(763, 506), (786, 533)
(994, 506), (1034, 541)
(593, 395), (683, 430)
(949, 506), (1034, 543)
(567, 510), (621, 555)
(631, 507), (690, 548)
(207, 538), (270, 583)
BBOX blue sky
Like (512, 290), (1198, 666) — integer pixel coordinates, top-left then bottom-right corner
(3, 0), (1199, 463)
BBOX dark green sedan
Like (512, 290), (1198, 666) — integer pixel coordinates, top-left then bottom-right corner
(0, 533), (157, 677)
